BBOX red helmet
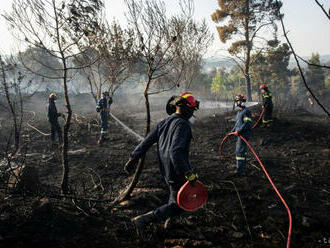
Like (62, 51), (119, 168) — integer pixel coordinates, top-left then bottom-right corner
(180, 92), (199, 109)
(234, 94), (246, 102)
(260, 84), (268, 90)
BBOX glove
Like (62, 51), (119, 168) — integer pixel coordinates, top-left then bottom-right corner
(232, 131), (239, 136)
(185, 171), (198, 186)
(124, 158), (138, 175)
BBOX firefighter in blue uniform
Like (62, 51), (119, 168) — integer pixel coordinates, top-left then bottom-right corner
(260, 84), (273, 127)
(231, 94), (252, 175)
(47, 93), (63, 147)
(96, 92), (112, 144)
(124, 92), (199, 240)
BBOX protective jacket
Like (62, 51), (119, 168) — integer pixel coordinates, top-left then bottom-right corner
(231, 106), (252, 137)
(262, 91), (273, 123)
(130, 114), (192, 186)
(96, 97), (108, 113)
(262, 91), (273, 109)
(47, 99), (61, 122)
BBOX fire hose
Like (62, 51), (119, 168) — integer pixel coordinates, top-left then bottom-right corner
(252, 107), (265, 129)
(219, 132), (292, 248)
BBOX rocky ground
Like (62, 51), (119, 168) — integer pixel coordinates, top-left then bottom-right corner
(0, 99), (329, 248)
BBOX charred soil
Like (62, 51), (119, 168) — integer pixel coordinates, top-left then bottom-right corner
(0, 107), (329, 248)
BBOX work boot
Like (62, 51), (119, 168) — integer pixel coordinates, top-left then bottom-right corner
(131, 211), (155, 240)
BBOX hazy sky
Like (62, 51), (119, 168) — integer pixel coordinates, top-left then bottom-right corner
(0, 0), (329, 57)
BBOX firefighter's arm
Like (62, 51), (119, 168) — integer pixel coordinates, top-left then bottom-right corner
(96, 100), (102, 112)
(125, 127), (158, 175)
(130, 126), (158, 160)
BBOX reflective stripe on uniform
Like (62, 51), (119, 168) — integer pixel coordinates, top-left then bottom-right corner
(262, 119), (273, 123)
(236, 156), (246, 161)
(243, 117), (252, 122)
(264, 93), (272, 98)
(96, 106), (101, 108)
(101, 130), (108, 134)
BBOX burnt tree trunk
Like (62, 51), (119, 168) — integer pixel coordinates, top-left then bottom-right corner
(112, 74), (153, 203)
(244, 0), (252, 102)
(61, 64), (72, 194)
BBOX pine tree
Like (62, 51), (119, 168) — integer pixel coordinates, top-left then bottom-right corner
(211, 0), (282, 101)
(306, 53), (325, 94)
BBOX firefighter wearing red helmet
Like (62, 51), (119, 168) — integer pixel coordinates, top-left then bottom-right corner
(259, 84), (273, 126)
(124, 92), (199, 240)
(230, 94), (252, 175)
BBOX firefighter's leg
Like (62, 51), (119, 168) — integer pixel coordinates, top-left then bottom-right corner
(55, 121), (62, 145)
(153, 184), (184, 222)
(263, 107), (273, 126)
(98, 114), (107, 144)
(50, 122), (56, 144)
(236, 137), (247, 174)
(131, 184), (183, 240)
(102, 114), (109, 140)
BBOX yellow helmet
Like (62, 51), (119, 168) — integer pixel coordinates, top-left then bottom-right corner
(49, 93), (57, 99)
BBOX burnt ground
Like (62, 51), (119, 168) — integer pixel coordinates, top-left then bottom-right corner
(0, 103), (330, 248)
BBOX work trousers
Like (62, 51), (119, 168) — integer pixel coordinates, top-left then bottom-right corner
(235, 136), (249, 173)
(262, 105), (273, 124)
(153, 183), (184, 221)
(50, 120), (62, 144)
(100, 112), (108, 140)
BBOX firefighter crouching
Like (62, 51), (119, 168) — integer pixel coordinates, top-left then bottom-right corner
(260, 84), (273, 127)
(47, 93), (63, 147)
(96, 91), (113, 145)
(124, 92), (200, 240)
(231, 94), (252, 175)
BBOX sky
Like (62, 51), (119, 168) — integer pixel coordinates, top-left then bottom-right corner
(0, 0), (329, 58)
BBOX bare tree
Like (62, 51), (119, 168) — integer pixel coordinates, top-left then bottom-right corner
(74, 21), (136, 103)
(211, 0), (282, 101)
(125, 0), (199, 134)
(114, 0), (212, 203)
(164, 18), (213, 89)
(314, 0), (330, 21)
(0, 55), (30, 154)
(277, 2), (330, 116)
(3, 0), (105, 193)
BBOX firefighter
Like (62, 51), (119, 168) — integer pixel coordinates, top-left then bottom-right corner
(47, 93), (63, 147)
(124, 92), (199, 240)
(96, 91), (113, 144)
(260, 84), (273, 127)
(231, 94), (252, 175)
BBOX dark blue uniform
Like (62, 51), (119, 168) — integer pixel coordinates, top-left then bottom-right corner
(96, 97), (109, 141)
(231, 106), (252, 173)
(262, 91), (273, 124)
(47, 99), (62, 145)
(130, 114), (193, 221)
